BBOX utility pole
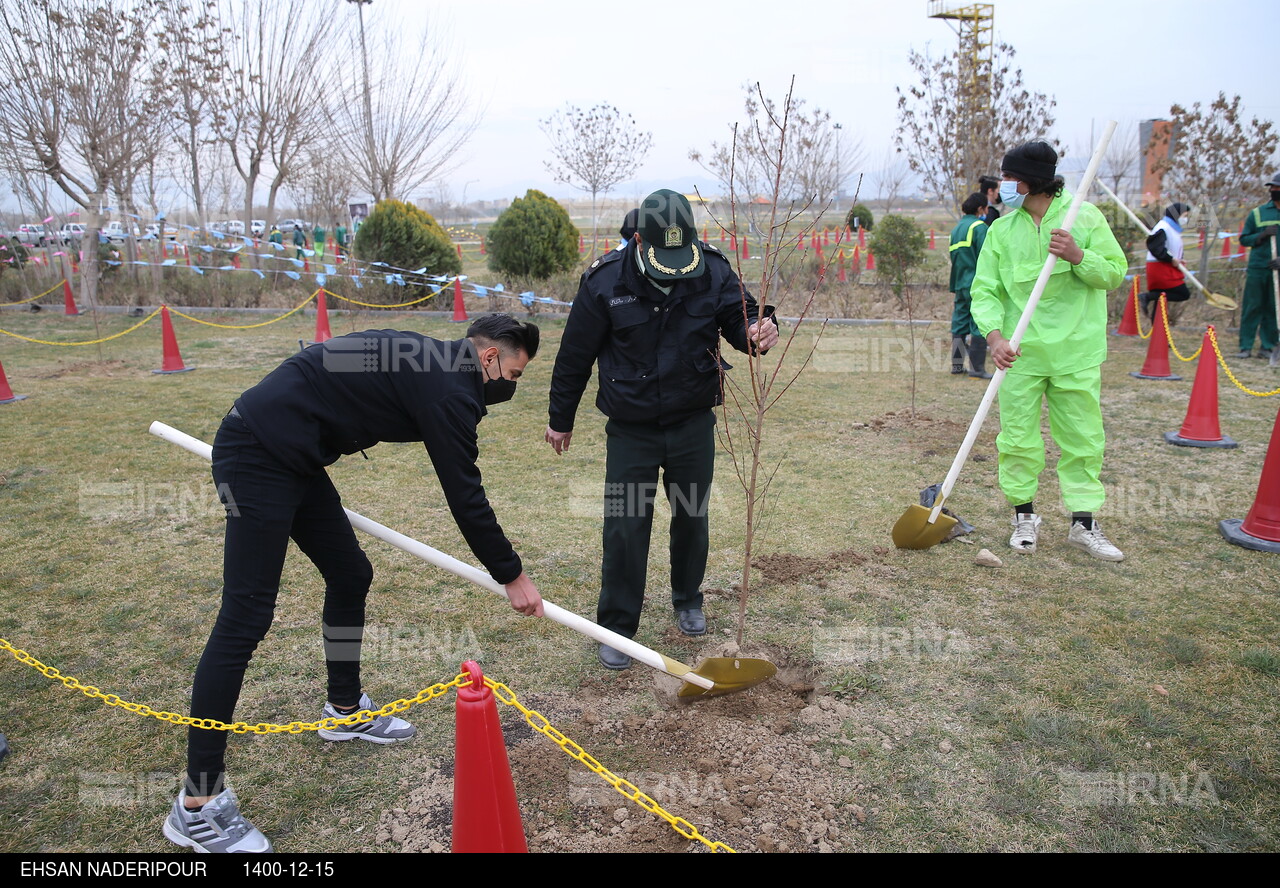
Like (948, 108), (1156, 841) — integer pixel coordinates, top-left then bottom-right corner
(346, 0), (376, 200)
(927, 1), (995, 207)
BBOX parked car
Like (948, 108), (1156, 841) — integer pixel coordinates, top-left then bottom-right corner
(17, 224), (50, 247)
(275, 218), (310, 233)
(250, 219), (266, 236)
(103, 221), (140, 242)
(59, 223), (86, 245)
(143, 223), (178, 241)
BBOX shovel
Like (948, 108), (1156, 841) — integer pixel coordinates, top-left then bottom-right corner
(149, 421), (775, 699)
(1094, 180), (1237, 311)
(892, 122), (1117, 550)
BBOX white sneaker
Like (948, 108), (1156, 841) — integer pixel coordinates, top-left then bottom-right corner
(1068, 520), (1125, 562)
(1009, 512), (1041, 553)
(163, 786), (273, 853)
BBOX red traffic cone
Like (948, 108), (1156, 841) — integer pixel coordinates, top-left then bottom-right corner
(1115, 276), (1140, 336)
(63, 279), (79, 316)
(866, 250), (876, 271)
(729, 233), (737, 251)
(451, 662), (528, 853)
(719, 227), (726, 244)
(1165, 326), (1236, 448)
(1220, 406), (1280, 552)
(1129, 295), (1181, 380)
(152, 306), (193, 374)
(928, 229), (936, 249)
(799, 233), (807, 252)
(480, 237), (487, 255)
(313, 291), (333, 343)
(702, 225), (708, 242)
(824, 229), (830, 246)
(451, 278), (468, 322)
(858, 227), (866, 248)
(456, 243), (463, 260)
(579, 235), (585, 253)
(742, 236), (750, 260)
(851, 245), (861, 270)
(1198, 227), (1206, 249)
(838, 251), (847, 283)
(1220, 235), (1231, 258)
(0, 357), (29, 404)
(231, 252), (241, 269)
(303, 255), (311, 273)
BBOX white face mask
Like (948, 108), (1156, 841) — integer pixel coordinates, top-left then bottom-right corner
(999, 180), (1026, 210)
(1179, 216), (1190, 227)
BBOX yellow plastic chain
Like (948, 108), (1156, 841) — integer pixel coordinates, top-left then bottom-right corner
(1134, 289), (1152, 339)
(1, 279), (68, 306)
(1160, 299), (1202, 362)
(167, 291), (317, 329)
(483, 676), (737, 853)
(323, 284), (447, 309)
(0, 636), (462, 733)
(0, 307), (163, 346)
(1206, 327), (1280, 397)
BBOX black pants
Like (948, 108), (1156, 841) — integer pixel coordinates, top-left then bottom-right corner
(186, 414), (372, 797)
(598, 411), (714, 638)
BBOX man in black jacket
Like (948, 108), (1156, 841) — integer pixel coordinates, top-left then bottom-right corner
(545, 189), (778, 670)
(164, 315), (542, 854)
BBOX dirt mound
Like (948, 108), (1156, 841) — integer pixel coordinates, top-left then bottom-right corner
(751, 549), (867, 585)
(375, 647), (870, 853)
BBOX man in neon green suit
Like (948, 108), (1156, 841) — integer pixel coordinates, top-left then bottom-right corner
(971, 141), (1128, 562)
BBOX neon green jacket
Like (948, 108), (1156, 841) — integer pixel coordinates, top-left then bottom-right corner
(971, 190), (1126, 376)
(948, 213), (987, 292)
(1239, 201), (1280, 271)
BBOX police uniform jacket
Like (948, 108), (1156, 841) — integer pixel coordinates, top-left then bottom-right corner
(548, 240), (760, 431)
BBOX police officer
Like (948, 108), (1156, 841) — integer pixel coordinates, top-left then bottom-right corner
(545, 189), (778, 670)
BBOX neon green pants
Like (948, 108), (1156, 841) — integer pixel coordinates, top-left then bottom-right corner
(996, 365), (1106, 512)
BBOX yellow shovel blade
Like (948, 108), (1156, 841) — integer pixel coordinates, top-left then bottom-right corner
(891, 503), (958, 550)
(1204, 291), (1238, 311)
(677, 657), (778, 698)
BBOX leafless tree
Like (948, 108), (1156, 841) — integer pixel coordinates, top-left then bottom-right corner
(331, 9), (479, 205)
(155, 1), (232, 238)
(1149, 93), (1277, 279)
(895, 42), (1059, 211)
(691, 84), (860, 231)
(541, 103), (653, 251)
(286, 138), (357, 231)
(872, 147), (913, 212)
(0, 0), (167, 308)
(213, 0), (335, 255)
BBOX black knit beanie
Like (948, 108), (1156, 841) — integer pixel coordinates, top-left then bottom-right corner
(1001, 141), (1058, 181)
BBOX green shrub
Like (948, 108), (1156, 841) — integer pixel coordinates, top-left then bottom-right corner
(487, 189), (579, 279)
(352, 199), (461, 278)
(869, 214), (927, 299)
(845, 203), (875, 232)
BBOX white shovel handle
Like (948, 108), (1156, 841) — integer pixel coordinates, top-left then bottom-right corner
(1093, 179), (1215, 301)
(928, 121), (1118, 524)
(148, 420), (714, 690)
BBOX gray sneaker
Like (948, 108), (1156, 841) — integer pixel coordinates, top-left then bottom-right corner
(317, 693), (415, 744)
(163, 786), (272, 853)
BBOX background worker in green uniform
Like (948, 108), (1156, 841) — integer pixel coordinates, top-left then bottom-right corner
(292, 223), (306, 260)
(949, 191), (991, 378)
(1236, 174), (1280, 359)
(971, 141), (1128, 562)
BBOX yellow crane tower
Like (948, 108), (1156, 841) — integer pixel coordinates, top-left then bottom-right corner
(927, 1), (995, 207)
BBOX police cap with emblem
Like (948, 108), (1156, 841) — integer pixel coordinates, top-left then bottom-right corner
(636, 189), (704, 281)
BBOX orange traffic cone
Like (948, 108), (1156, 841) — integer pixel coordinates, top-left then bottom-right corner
(928, 229), (936, 249)
(729, 233), (737, 251)
(838, 251), (847, 283)
(866, 250), (876, 271)
(1220, 235), (1231, 258)
(313, 291), (333, 343)
(1165, 326), (1236, 448)
(1129, 295), (1181, 380)
(152, 306), (194, 374)
(1115, 276), (1140, 336)
(1219, 406), (1280, 552)
(451, 662), (528, 853)
(858, 227), (866, 248)
(63, 279), (79, 316)
(451, 278), (468, 322)
(742, 236), (750, 260)
(719, 227), (726, 244)
(0, 357), (28, 404)
(798, 233), (807, 252)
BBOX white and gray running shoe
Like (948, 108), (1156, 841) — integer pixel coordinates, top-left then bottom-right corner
(1009, 512), (1042, 553)
(317, 693), (415, 744)
(163, 787), (272, 853)
(1068, 520), (1125, 562)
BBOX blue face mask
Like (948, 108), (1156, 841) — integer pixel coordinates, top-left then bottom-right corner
(999, 180), (1026, 210)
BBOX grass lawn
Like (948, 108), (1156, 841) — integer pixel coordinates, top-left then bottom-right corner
(0, 302), (1277, 852)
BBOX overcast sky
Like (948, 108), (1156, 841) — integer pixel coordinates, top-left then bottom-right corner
(376, 0), (1279, 206)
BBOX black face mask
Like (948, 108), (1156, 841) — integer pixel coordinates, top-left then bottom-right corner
(483, 354), (517, 405)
